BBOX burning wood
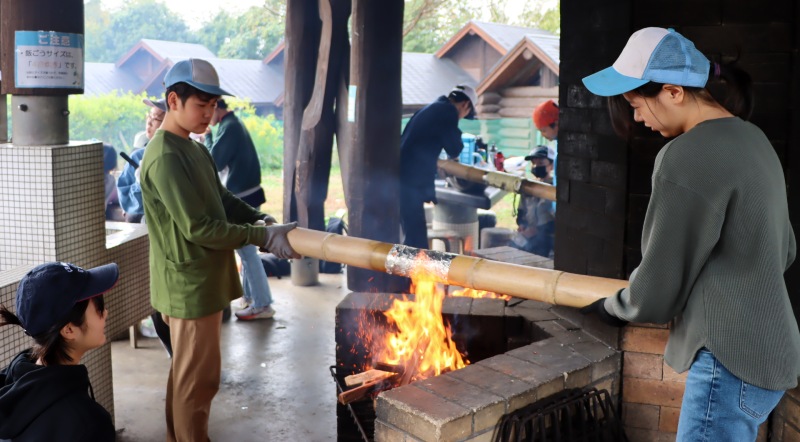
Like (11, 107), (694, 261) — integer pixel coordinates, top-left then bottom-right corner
(338, 375), (399, 405)
(344, 369), (396, 387)
(437, 159), (556, 201)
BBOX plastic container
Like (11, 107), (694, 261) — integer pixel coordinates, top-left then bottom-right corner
(458, 133), (477, 165)
(291, 257), (319, 286)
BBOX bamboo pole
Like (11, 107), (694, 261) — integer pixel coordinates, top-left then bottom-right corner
(437, 159), (556, 201)
(286, 228), (628, 307)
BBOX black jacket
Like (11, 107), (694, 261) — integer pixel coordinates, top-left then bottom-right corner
(0, 350), (115, 441)
(400, 96), (463, 202)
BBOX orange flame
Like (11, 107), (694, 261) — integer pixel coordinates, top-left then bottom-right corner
(374, 277), (466, 382)
(353, 253), (510, 385)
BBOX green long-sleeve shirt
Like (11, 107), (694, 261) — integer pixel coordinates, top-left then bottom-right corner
(140, 129), (269, 319)
(605, 117), (799, 390)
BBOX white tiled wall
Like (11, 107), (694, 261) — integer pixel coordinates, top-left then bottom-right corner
(0, 141), (151, 422)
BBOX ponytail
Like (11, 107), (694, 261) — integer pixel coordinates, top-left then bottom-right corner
(706, 61), (753, 120)
(0, 305), (23, 328)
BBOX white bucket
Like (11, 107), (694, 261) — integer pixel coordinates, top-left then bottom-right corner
(291, 257), (319, 286)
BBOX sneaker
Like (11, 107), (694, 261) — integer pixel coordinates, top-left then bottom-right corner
(234, 297), (251, 309)
(235, 305), (276, 320)
(139, 318), (158, 338)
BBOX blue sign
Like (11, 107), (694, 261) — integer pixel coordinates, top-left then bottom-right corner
(15, 31), (84, 89)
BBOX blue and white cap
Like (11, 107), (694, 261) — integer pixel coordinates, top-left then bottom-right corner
(582, 27), (710, 97)
(164, 58), (233, 97)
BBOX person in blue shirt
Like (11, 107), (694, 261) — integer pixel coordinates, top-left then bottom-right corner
(117, 98), (166, 223)
(399, 85), (477, 249)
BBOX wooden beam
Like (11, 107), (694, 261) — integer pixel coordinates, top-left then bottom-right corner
(343, 0), (407, 293)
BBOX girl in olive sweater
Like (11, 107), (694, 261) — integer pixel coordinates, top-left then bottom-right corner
(582, 28), (799, 441)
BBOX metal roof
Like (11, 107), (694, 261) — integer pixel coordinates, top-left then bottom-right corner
(525, 34), (560, 67)
(138, 39), (216, 61)
(83, 62), (143, 96)
(471, 21), (555, 53)
(402, 52), (476, 107)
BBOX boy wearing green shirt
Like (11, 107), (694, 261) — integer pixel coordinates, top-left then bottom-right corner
(140, 58), (299, 441)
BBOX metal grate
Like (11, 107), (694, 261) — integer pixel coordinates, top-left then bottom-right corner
(493, 387), (627, 442)
(331, 366), (373, 442)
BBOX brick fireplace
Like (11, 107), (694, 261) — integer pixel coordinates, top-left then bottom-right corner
(335, 293), (621, 441)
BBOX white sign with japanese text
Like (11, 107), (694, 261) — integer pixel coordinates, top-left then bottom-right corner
(15, 31), (84, 89)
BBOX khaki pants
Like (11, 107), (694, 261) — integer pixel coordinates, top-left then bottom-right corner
(163, 311), (223, 442)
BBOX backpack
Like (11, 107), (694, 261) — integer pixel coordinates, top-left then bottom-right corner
(319, 217), (347, 274)
(260, 253), (291, 278)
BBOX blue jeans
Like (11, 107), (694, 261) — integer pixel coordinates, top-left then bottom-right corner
(677, 349), (784, 442)
(236, 245), (273, 308)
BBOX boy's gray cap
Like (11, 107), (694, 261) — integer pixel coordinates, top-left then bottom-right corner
(164, 59), (233, 97)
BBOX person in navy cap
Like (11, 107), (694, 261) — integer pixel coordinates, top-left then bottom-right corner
(0, 262), (119, 442)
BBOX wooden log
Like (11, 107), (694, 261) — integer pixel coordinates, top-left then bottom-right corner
(294, 0), (350, 231)
(476, 104), (501, 114)
(344, 0), (406, 293)
(345, 369), (397, 387)
(283, 0), (321, 222)
(478, 92), (502, 105)
(478, 112), (501, 120)
(499, 97), (540, 108)
(499, 107), (538, 119)
(286, 228), (629, 308)
(338, 376), (397, 404)
(501, 86), (559, 98)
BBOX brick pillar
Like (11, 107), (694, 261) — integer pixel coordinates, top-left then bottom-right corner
(555, 0), (631, 279)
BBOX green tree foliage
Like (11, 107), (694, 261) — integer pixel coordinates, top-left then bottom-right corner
(198, 2), (285, 60)
(401, 0), (560, 54)
(194, 11), (238, 56)
(403, 0), (473, 53)
(84, 0), (112, 62)
(211, 98), (284, 171)
(517, 2), (561, 35)
(68, 93), (284, 172)
(88, 0), (194, 62)
(69, 92), (151, 151)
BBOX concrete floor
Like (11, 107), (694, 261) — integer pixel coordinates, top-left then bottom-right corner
(112, 272), (350, 442)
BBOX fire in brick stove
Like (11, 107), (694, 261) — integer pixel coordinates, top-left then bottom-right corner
(338, 253), (509, 405)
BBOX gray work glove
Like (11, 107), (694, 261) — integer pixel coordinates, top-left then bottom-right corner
(262, 215), (278, 225)
(260, 222), (301, 259)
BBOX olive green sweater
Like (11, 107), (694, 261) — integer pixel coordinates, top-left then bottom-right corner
(140, 130), (269, 319)
(605, 117), (800, 390)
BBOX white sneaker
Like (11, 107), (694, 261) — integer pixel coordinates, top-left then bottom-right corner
(235, 305), (276, 320)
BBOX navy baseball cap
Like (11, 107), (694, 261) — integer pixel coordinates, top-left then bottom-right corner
(16, 262), (119, 336)
(164, 59), (232, 97)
